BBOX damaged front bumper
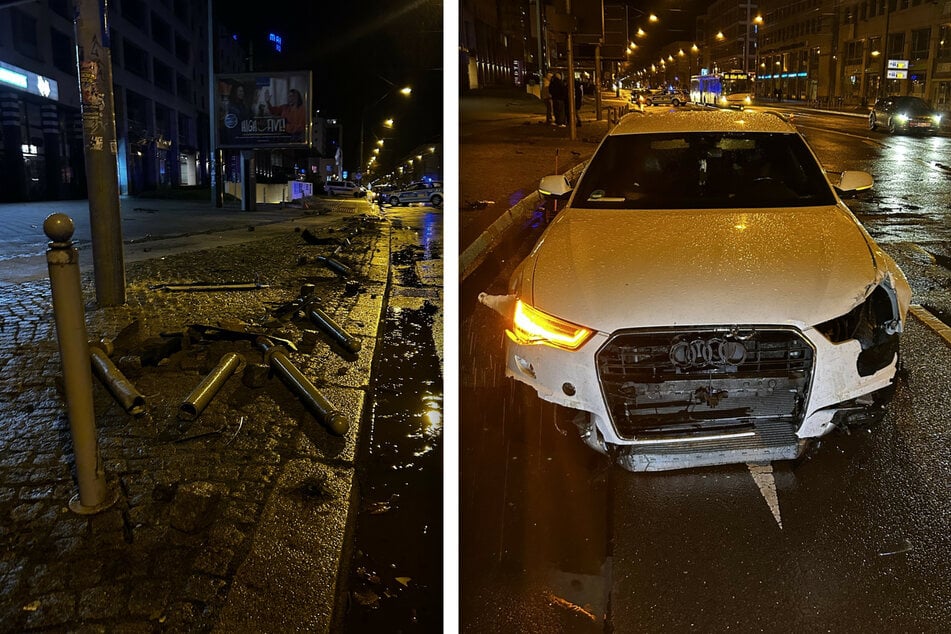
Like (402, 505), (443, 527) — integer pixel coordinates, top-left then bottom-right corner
(500, 315), (899, 472)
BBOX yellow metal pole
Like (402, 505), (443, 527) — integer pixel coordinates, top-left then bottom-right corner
(44, 213), (117, 514)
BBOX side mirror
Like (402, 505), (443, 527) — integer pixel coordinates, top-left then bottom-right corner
(538, 174), (572, 201)
(835, 170), (873, 195)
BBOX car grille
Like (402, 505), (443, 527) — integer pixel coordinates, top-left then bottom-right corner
(596, 327), (814, 442)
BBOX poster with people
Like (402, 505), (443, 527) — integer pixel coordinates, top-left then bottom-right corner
(216, 71), (312, 148)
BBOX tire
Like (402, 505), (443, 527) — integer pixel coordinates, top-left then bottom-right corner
(887, 117), (898, 134)
(388, 196), (400, 206)
(672, 98), (681, 106)
(329, 190), (337, 196)
(431, 194), (443, 207)
(869, 115), (877, 131)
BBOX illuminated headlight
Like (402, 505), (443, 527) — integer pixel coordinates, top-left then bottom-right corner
(719, 96), (728, 106)
(894, 113), (909, 124)
(933, 114), (943, 125)
(506, 300), (594, 350)
(744, 96), (752, 105)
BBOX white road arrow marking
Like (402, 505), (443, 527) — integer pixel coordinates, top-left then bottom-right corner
(747, 463), (782, 529)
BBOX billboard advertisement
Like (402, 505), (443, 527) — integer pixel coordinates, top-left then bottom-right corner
(216, 71), (312, 148)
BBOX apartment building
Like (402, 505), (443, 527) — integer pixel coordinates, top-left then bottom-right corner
(0, 0), (247, 202)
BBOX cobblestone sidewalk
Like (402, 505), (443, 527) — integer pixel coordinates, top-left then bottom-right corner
(0, 205), (390, 631)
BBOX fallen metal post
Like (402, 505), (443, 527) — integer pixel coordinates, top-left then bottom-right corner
(178, 352), (244, 421)
(306, 303), (362, 354)
(44, 213), (117, 514)
(88, 340), (146, 415)
(150, 281), (270, 292)
(257, 337), (349, 436)
(314, 255), (353, 277)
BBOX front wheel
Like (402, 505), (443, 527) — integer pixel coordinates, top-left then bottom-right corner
(431, 194), (443, 208)
(672, 98), (681, 107)
(887, 117), (898, 134)
(388, 196), (400, 206)
(869, 115), (878, 131)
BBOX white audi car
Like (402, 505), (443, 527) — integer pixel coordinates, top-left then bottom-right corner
(483, 108), (911, 472)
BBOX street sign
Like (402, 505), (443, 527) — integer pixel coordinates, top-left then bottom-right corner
(887, 59), (909, 70)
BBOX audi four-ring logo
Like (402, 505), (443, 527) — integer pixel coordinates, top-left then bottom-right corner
(669, 337), (748, 368)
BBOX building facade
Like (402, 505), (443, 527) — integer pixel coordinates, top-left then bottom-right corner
(0, 0), (251, 203)
(702, 0), (951, 110)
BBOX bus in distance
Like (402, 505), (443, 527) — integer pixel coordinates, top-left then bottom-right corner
(690, 71), (755, 109)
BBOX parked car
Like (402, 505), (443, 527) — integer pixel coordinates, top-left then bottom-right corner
(869, 96), (942, 134)
(481, 108), (910, 472)
(386, 181), (443, 207)
(323, 180), (366, 197)
(367, 183), (398, 203)
(647, 89), (690, 107)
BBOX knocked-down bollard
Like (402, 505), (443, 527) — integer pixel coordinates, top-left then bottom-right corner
(257, 337), (350, 436)
(314, 255), (353, 277)
(306, 303), (362, 354)
(44, 213), (118, 514)
(178, 352), (245, 421)
(88, 340), (146, 415)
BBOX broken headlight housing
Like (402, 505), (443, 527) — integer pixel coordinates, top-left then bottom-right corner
(815, 283), (901, 376)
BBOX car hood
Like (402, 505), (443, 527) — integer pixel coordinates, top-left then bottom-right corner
(522, 206), (881, 333)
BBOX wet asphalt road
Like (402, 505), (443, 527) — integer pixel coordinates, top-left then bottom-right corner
(343, 203), (444, 632)
(460, 108), (951, 632)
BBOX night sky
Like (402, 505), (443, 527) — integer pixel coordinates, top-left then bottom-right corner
(214, 0), (443, 177)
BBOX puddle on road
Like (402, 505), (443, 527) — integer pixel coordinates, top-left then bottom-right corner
(344, 300), (443, 632)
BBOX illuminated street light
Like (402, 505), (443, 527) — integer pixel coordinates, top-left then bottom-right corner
(359, 79), (411, 177)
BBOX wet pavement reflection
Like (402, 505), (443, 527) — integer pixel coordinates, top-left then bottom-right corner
(343, 208), (443, 632)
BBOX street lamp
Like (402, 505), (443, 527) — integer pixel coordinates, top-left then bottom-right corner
(359, 81), (411, 178)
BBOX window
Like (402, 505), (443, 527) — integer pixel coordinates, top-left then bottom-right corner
(11, 9), (39, 59)
(123, 39), (149, 78)
(887, 32), (905, 59)
(178, 112), (190, 145)
(175, 34), (191, 64)
(844, 40), (863, 65)
(121, 0), (147, 31)
(51, 29), (76, 75)
(151, 14), (172, 51)
(176, 74), (191, 101)
(173, 0), (190, 26)
(48, 0), (71, 20)
(910, 28), (930, 61)
(153, 61), (173, 94)
(938, 26), (951, 62)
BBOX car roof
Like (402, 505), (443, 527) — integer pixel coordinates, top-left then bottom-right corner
(611, 107), (797, 136)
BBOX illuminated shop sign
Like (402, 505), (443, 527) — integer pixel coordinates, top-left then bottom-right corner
(0, 60), (59, 101)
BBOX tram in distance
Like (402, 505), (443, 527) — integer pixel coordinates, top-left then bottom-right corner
(690, 71), (755, 109)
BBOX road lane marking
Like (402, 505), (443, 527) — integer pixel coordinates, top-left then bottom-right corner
(747, 463), (783, 529)
(909, 304), (951, 346)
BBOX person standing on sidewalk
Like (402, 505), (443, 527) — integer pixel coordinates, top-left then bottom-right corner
(574, 81), (584, 127)
(550, 72), (567, 126)
(541, 72), (554, 124)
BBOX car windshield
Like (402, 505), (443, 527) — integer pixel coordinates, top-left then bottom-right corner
(894, 97), (932, 114)
(573, 131), (837, 209)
